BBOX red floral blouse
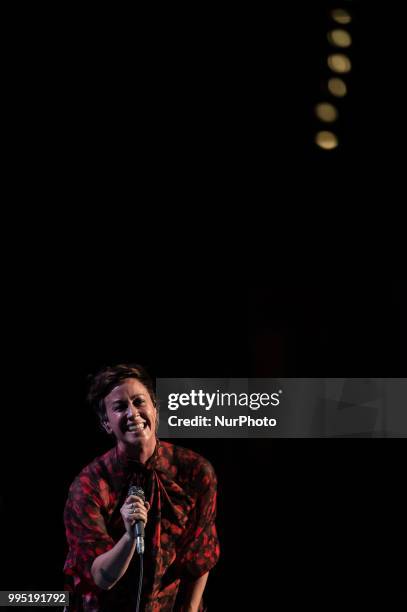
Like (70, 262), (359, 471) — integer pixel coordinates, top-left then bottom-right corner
(63, 440), (220, 611)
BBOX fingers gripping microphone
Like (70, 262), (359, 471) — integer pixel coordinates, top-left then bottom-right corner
(128, 485), (146, 555)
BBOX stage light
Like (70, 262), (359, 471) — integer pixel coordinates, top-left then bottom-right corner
(328, 77), (347, 97)
(328, 53), (352, 73)
(315, 102), (338, 122)
(331, 8), (352, 24)
(315, 131), (338, 150)
(313, 5), (354, 151)
(328, 29), (352, 48)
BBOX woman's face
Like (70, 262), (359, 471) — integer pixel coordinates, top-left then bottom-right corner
(103, 378), (157, 450)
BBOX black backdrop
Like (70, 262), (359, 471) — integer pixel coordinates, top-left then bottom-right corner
(1, 1), (406, 609)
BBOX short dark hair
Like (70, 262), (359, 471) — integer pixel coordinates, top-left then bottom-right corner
(87, 363), (157, 427)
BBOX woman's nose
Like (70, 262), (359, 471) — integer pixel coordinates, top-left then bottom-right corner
(126, 403), (138, 418)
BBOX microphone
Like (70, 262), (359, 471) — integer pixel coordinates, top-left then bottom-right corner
(128, 485), (146, 554)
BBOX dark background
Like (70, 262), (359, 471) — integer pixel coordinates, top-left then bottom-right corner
(1, 1), (406, 609)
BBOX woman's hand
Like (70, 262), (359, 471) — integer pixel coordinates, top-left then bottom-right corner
(120, 494), (150, 539)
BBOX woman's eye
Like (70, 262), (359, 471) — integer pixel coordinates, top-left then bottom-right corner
(113, 403), (127, 412)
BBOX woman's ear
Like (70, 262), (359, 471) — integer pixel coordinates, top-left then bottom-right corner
(102, 419), (112, 434)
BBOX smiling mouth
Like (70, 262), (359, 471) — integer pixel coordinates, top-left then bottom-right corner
(127, 421), (148, 433)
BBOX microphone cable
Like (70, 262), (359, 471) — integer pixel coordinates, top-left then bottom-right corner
(136, 553), (143, 612)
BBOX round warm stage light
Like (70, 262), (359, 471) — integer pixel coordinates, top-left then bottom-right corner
(315, 131), (339, 150)
(315, 103), (338, 122)
(328, 54), (352, 73)
(331, 8), (352, 25)
(328, 77), (347, 97)
(328, 29), (352, 48)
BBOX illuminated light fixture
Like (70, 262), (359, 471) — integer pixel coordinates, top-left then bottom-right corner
(328, 53), (352, 73)
(331, 8), (352, 24)
(315, 131), (339, 150)
(328, 29), (352, 48)
(328, 77), (347, 97)
(315, 102), (338, 122)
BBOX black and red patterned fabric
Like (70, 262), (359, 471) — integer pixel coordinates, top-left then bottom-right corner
(63, 440), (220, 611)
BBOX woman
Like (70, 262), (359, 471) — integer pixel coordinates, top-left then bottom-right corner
(63, 364), (220, 611)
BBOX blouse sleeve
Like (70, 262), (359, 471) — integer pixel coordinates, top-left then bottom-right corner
(176, 458), (220, 578)
(63, 471), (115, 592)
